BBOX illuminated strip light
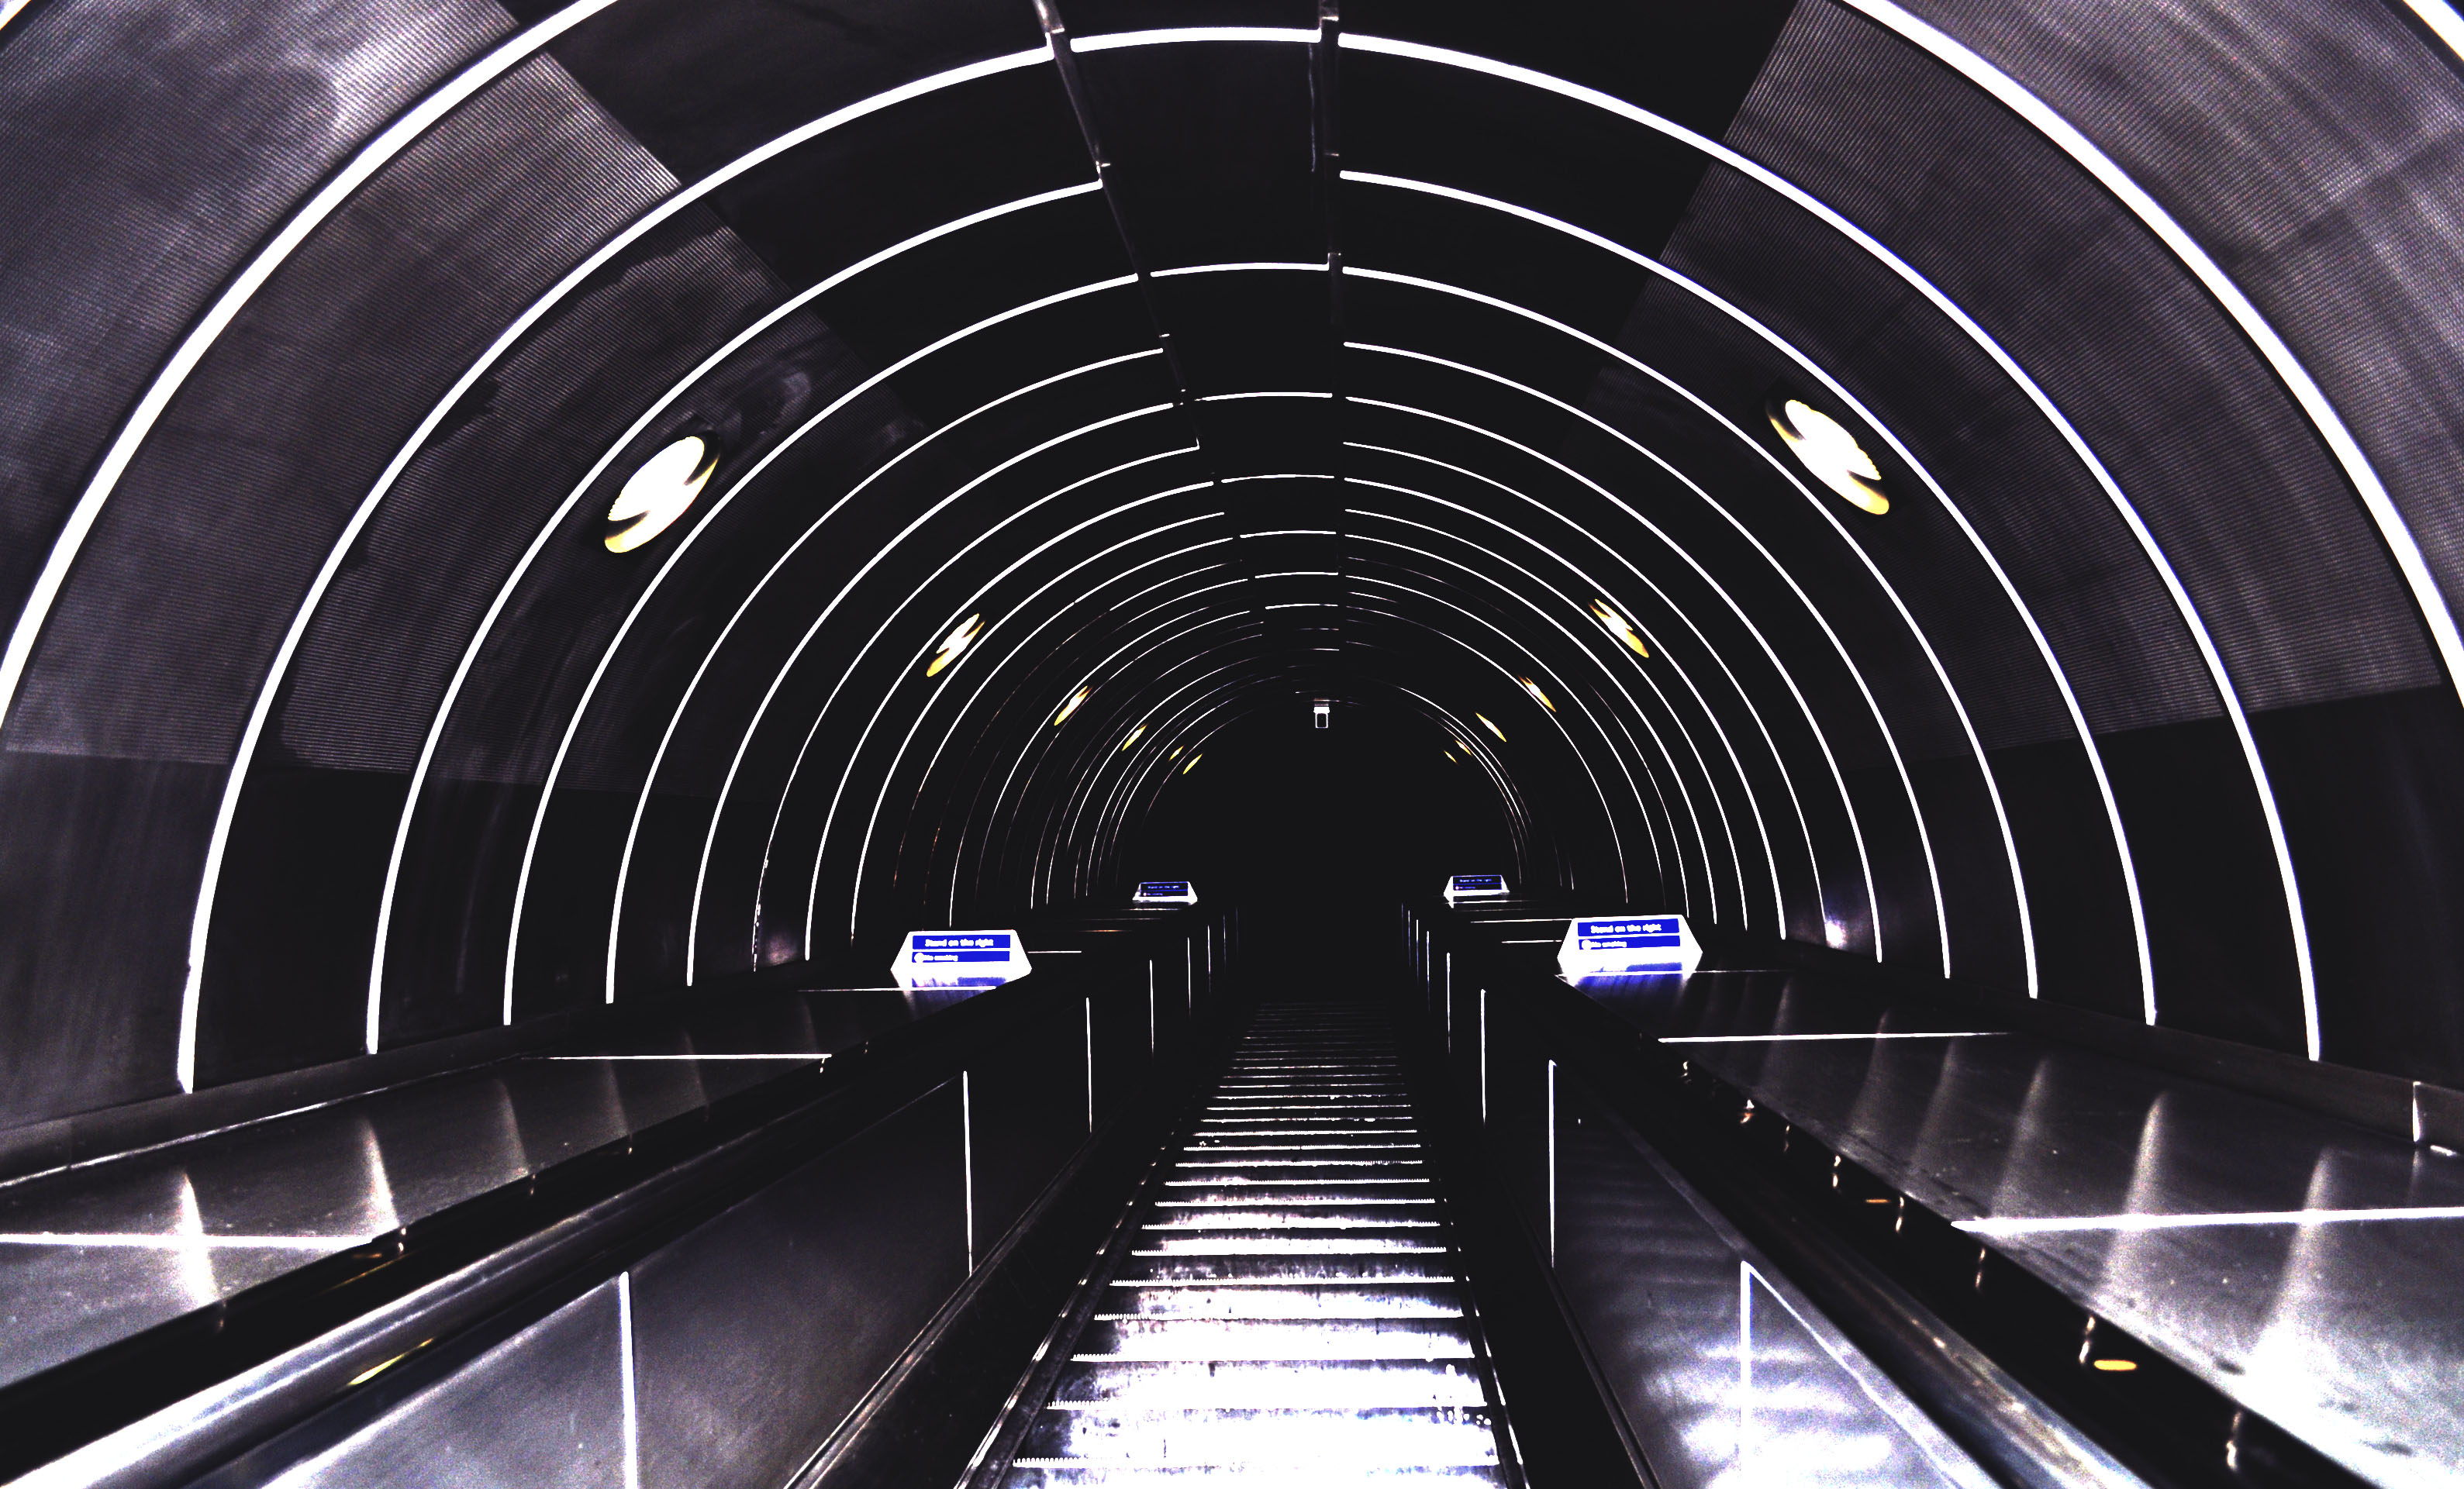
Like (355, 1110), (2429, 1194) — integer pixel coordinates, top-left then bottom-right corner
(1347, 506), (1737, 922)
(939, 556), (1249, 916)
(1053, 649), (1278, 901)
(1072, 26), (1319, 50)
(819, 526), (1239, 943)
(1353, 387), (1890, 964)
(1352, 457), (1805, 934)
(1365, 143), (2137, 1014)
(365, 194), (1120, 1041)
(1161, 400), (1699, 896)
(1197, 391), (1337, 400)
(1352, 305), (1925, 970)
(489, 281), (1137, 1016)
(143, 43), (1061, 1077)
(1346, 566), (1658, 902)
(1342, 593), (1633, 900)
(705, 441), (1179, 976)
(1151, 262), (1324, 277)
(0, 0), (630, 750)
(2407, 0), (2464, 57)
(1072, 640), (1537, 904)
(1958, 1206), (2464, 1236)
(0, 1232), (370, 1251)
(1344, 188), (2046, 995)
(1345, 532), (1723, 922)
(1016, 596), (1358, 900)
(937, 588), (1253, 875)
(779, 518), (1230, 946)
(677, 440), (1196, 981)
(941, 547), (1240, 918)
(835, 502), (1233, 953)
(1034, 657), (1267, 906)
(1851, 0), (2464, 729)
(662, 427), (1187, 985)
(1357, 445), (1801, 919)
(1658, 1031), (2007, 1044)
(1340, 32), (2306, 1043)
(1090, 688), (1282, 885)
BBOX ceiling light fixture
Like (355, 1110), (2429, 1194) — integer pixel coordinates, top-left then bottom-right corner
(925, 615), (983, 677)
(1182, 752), (1203, 774)
(603, 435), (718, 553)
(1769, 398), (1888, 515)
(1589, 598), (1649, 657)
(1053, 684), (1092, 726)
(1476, 712), (1506, 743)
(1517, 677), (1555, 713)
(1120, 724), (1145, 752)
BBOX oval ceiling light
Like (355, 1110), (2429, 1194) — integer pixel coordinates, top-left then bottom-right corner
(1476, 712), (1506, 743)
(1120, 723), (1145, 752)
(1443, 748), (1459, 763)
(1517, 677), (1555, 713)
(1589, 598), (1649, 657)
(1182, 752), (1203, 774)
(604, 435), (719, 553)
(1769, 398), (1888, 515)
(925, 614), (984, 677)
(1053, 684), (1092, 726)
(1168, 746), (1183, 761)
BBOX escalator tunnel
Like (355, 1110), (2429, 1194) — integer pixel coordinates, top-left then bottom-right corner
(3, 0), (2464, 1484)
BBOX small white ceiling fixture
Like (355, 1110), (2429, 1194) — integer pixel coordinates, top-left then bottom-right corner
(1770, 399), (1888, 515)
(604, 435), (718, 552)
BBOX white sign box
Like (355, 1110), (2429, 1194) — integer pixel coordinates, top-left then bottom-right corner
(1557, 915), (1700, 978)
(1443, 874), (1509, 903)
(892, 929), (1032, 990)
(1134, 880), (1198, 905)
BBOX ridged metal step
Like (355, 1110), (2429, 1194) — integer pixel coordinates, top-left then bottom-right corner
(992, 1005), (1520, 1487)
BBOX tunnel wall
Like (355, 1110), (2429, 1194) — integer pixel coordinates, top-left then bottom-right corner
(4, 0), (2464, 1136)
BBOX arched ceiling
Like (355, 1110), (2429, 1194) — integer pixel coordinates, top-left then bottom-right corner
(5, 0), (2464, 1131)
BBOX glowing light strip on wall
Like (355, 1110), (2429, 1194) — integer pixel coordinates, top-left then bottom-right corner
(833, 502), (1234, 958)
(1848, 0), (2464, 730)
(1337, 30), (2307, 1040)
(1348, 508), (1762, 927)
(669, 445), (1196, 983)
(0, 0), (632, 748)
(815, 524), (1239, 944)
(937, 548), (1238, 920)
(1326, 532), (1714, 920)
(1341, 178), (2055, 990)
(1352, 388), (1895, 963)
(152, 44), (1067, 1078)
(370, 200), (1124, 1039)
(1344, 557), (1668, 905)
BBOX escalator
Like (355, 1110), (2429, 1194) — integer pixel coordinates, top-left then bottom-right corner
(965, 1003), (1520, 1487)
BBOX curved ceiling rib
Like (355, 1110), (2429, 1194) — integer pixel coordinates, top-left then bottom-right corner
(1845, 0), (2464, 712)
(12, 0), (2464, 1156)
(1330, 29), (2312, 1040)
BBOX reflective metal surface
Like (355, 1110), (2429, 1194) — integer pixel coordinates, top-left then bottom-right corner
(1568, 964), (2464, 1487)
(0, 983), (961, 1393)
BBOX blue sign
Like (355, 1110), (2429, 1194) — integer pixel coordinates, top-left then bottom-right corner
(892, 928), (1032, 988)
(1133, 880), (1198, 904)
(909, 932), (1013, 964)
(1558, 914), (1700, 978)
